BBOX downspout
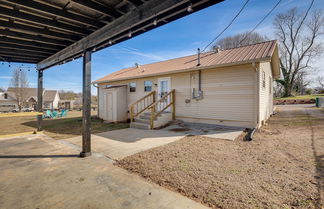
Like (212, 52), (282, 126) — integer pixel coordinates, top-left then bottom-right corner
(197, 48), (202, 93)
(249, 62), (260, 141)
(92, 83), (99, 118)
(198, 70), (201, 92)
(247, 128), (256, 141)
(192, 48), (203, 100)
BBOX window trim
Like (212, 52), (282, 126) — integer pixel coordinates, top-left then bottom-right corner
(262, 71), (266, 89)
(144, 80), (152, 92)
(129, 82), (136, 92)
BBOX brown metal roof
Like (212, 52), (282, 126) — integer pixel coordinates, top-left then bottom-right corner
(94, 40), (278, 83)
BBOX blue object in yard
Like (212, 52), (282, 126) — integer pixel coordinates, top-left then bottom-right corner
(43, 110), (53, 118)
(316, 97), (319, 107)
(59, 109), (68, 117)
(52, 111), (58, 118)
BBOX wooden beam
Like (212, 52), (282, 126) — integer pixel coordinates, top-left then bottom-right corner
(4, 0), (104, 28)
(0, 29), (71, 46)
(80, 50), (91, 157)
(0, 36), (63, 51)
(0, 20), (81, 41)
(0, 6), (91, 35)
(0, 42), (58, 53)
(127, 0), (144, 7)
(0, 56), (41, 63)
(0, 53), (46, 60)
(0, 51), (48, 58)
(71, 0), (123, 18)
(0, 47), (52, 55)
(37, 70), (43, 131)
(37, 0), (186, 69)
(37, 0), (223, 70)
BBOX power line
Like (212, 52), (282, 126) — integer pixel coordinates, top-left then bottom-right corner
(201, 0), (250, 52)
(238, 0), (283, 45)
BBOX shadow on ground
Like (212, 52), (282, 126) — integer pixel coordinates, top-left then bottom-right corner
(0, 154), (79, 159)
(307, 108), (324, 208)
(21, 117), (129, 139)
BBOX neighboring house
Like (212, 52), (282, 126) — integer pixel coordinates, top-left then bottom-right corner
(59, 100), (75, 110)
(43, 90), (60, 110)
(0, 92), (17, 112)
(5, 88), (60, 110)
(93, 40), (280, 129)
(7, 87), (39, 110)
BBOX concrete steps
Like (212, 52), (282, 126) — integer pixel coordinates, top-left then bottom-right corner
(130, 122), (150, 130)
(130, 112), (172, 130)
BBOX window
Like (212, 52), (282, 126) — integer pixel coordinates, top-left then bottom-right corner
(269, 76), (272, 94)
(129, 82), (136, 92)
(144, 81), (152, 92)
(4, 93), (8, 99)
(262, 71), (266, 88)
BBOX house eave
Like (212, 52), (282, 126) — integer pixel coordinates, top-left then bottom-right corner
(93, 57), (272, 84)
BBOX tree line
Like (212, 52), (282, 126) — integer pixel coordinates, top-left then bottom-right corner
(212, 7), (324, 97)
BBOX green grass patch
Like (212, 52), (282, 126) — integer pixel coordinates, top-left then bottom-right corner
(23, 116), (129, 139)
(274, 94), (324, 100)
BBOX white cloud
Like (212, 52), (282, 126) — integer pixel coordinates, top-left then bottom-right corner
(108, 46), (165, 61)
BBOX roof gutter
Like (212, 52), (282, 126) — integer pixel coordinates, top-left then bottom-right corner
(93, 57), (272, 84)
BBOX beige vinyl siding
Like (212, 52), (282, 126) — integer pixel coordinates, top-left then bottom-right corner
(99, 64), (258, 128)
(172, 64), (256, 128)
(258, 62), (273, 125)
(105, 77), (158, 109)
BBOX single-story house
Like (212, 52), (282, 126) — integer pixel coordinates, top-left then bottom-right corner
(5, 88), (60, 110)
(43, 90), (60, 110)
(59, 99), (76, 110)
(0, 92), (17, 112)
(93, 40), (280, 129)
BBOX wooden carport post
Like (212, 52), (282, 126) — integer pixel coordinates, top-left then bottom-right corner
(80, 50), (92, 157)
(37, 69), (43, 131)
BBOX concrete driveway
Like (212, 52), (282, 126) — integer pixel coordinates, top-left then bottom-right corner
(0, 134), (208, 209)
(64, 126), (243, 160)
(64, 128), (185, 160)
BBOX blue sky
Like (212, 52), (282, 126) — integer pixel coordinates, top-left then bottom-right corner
(0, 0), (323, 94)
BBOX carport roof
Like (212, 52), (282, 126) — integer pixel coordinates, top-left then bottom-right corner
(0, 0), (224, 70)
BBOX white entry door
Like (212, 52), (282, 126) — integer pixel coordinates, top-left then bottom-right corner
(157, 77), (171, 111)
(105, 92), (113, 121)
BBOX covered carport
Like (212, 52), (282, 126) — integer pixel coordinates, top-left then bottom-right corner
(0, 0), (223, 157)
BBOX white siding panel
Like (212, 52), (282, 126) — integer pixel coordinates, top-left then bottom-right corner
(99, 64), (258, 128)
(259, 62), (274, 124)
(172, 65), (256, 127)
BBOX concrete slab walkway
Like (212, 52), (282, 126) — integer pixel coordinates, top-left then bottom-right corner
(64, 128), (185, 160)
(163, 123), (244, 141)
(0, 134), (208, 209)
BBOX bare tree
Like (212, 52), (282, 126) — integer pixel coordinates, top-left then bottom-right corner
(213, 31), (268, 50)
(293, 71), (311, 95)
(59, 90), (78, 100)
(274, 7), (324, 97)
(10, 69), (29, 111)
(318, 76), (324, 89)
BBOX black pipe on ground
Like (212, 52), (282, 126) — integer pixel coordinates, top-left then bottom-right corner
(247, 128), (257, 141)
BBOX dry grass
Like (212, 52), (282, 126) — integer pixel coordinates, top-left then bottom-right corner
(0, 111), (129, 139)
(117, 106), (324, 209)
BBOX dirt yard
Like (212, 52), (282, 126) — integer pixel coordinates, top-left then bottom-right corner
(117, 105), (324, 209)
(0, 111), (129, 139)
